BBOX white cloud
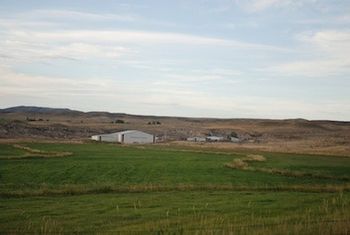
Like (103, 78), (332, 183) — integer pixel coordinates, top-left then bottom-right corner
(239, 0), (317, 12)
(0, 25), (285, 65)
(0, 39), (133, 63)
(40, 43), (132, 60)
(5, 29), (282, 50)
(0, 10), (136, 31)
(265, 30), (350, 77)
(267, 58), (350, 77)
(1, 66), (349, 120)
(0, 7), (286, 67)
(298, 30), (350, 56)
(21, 9), (137, 22)
(250, 0), (287, 11)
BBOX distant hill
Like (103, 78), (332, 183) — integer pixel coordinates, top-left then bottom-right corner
(1, 105), (348, 122)
(0, 106), (165, 119)
(0, 106), (82, 115)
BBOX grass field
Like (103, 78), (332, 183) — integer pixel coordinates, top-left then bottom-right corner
(0, 142), (350, 234)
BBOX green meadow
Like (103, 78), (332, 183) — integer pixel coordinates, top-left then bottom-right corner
(0, 142), (350, 234)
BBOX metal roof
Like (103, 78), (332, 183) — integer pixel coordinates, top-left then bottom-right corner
(92, 130), (151, 136)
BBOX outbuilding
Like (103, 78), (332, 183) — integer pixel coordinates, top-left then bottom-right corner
(187, 137), (206, 142)
(230, 136), (240, 143)
(91, 130), (155, 144)
(206, 136), (224, 142)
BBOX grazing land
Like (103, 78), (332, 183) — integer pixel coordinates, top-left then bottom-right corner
(1, 106), (350, 156)
(1, 142), (350, 234)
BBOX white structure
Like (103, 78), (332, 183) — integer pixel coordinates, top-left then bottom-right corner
(187, 137), (206, 142)
(91, 130), (154, 144)
(230, 137), (240, 143)
(206, 136), (224, 142)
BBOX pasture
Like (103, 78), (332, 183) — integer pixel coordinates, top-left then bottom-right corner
(0, 142), (350, 234)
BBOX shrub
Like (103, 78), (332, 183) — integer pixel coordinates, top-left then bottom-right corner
(225, 159), (248, 169)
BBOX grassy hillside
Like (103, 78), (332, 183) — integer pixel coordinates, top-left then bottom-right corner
(0, 142), (350, 234)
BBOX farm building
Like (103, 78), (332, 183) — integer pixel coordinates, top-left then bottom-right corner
(206, 136), (224, 142)
(187, 137), (206, 142)
(230, 136), (240, 142)
(91, 130), (155, 144)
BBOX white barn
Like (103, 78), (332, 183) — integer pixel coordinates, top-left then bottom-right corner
(91, 130), (155, 144)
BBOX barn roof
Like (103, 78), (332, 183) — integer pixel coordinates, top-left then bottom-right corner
(92, 130), (152, 137)
(115, 130), (140, 135)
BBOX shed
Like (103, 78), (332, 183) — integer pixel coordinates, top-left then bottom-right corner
(206, 136), (224, 142)
(230, 136), (240, 143)
(91, 130), (154, 144)
(187, 137), (206, 142)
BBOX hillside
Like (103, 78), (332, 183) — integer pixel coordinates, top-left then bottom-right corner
(0, 106), (349, 156)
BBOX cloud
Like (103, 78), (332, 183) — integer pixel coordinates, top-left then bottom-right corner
(264, 30), (350, 77)
(250, 0), (287, 11)
(0, 8), (178, 30)
(298, 30), (350, 56)
(0, 10), (137, 33)
(5, 29), (282, 49)
(266, 59), (350, 77)
(22, 9), (137, 22)
(1, 66), (349, 120)
(0, 39), (133, 64)
(0, 7), (286, 66)
(294, 14), (350, 25)
(239, 0), (317, 12)
(0, 25), (285, 65)
(37, 43), (132, 60)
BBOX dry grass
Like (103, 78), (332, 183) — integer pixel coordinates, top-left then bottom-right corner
(225, 154), (350, 182)
(224, 159), (249, 169)
(12, 215), (350, 235)
(244, 154), (266, 162)
(168, 140), (350, 157)
(225, 154), (266, 170)
(12, 144), (72, 158)
(2, 183), (350, 198)
(254, 167), (350, 181)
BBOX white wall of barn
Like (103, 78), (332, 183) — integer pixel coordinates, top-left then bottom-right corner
(123, 131), (154, 144)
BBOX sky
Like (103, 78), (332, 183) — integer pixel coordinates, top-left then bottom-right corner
(0, 0), (349, 120)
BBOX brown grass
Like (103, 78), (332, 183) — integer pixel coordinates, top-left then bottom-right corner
(243, 154), (266, 162)
(168, 140), (350, 157)
(225, 154), (266, 170)
(254, 167), (350, 181)
(224, 159), (249, 169)
(12, 144), (72, 158)
(225, 154), (350, 182)
(2, 183), (350, 198)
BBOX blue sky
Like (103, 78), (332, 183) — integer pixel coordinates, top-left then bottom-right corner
(0, 0), (349, 120)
